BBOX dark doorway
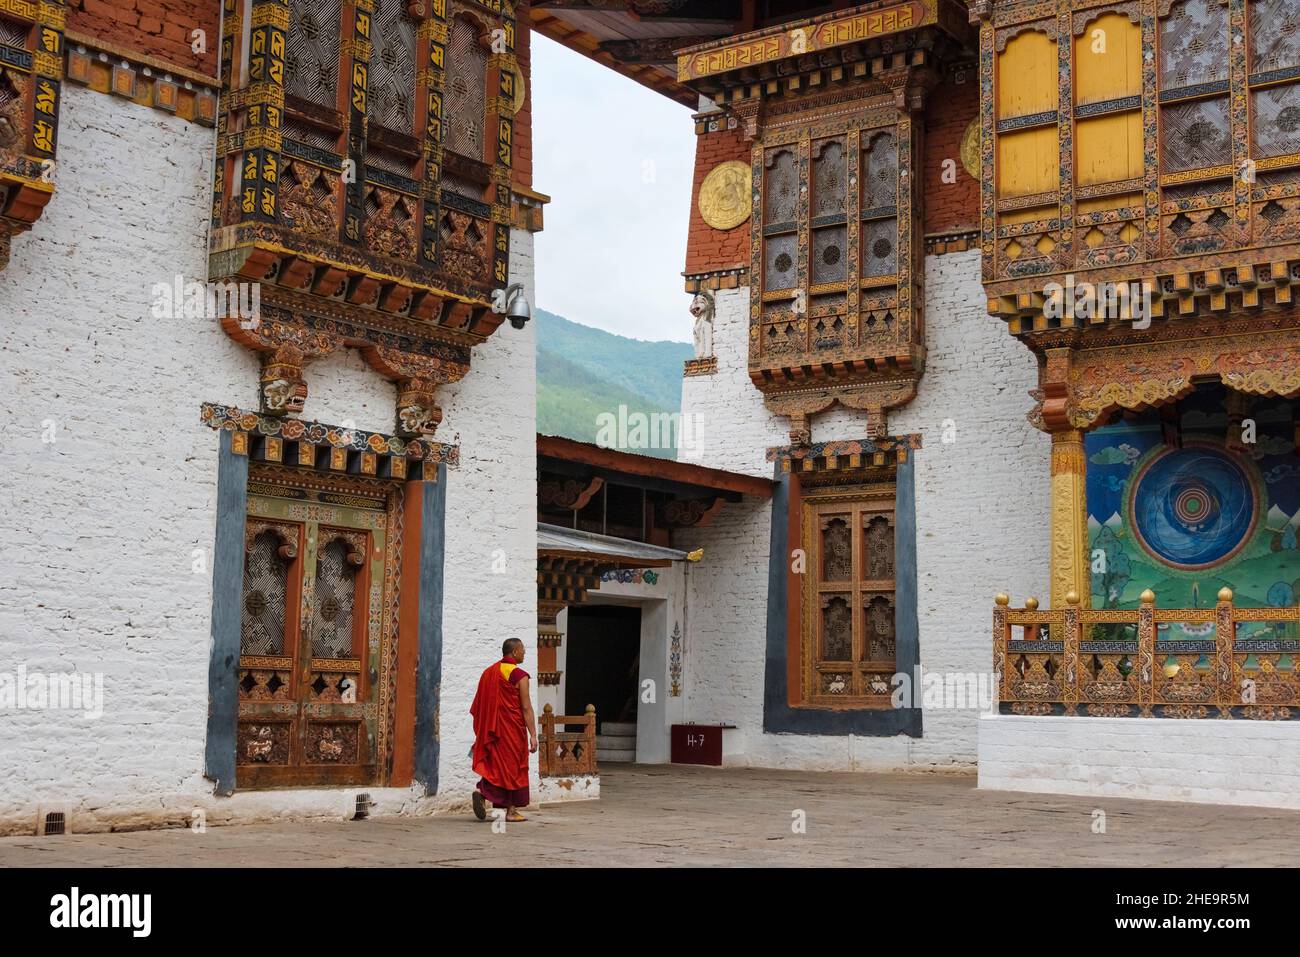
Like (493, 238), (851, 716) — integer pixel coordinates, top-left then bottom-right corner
(565, 605), (640, 731)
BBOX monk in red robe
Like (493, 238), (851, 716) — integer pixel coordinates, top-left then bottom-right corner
(470, 638), (537, 822)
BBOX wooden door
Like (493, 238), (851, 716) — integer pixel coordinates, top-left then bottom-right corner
(236, 485), (389, 787)
(803, 486), (898, 707)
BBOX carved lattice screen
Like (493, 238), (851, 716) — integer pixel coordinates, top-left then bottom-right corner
(1250, 0), (1300, 158)
(368, 0), (416, 135)
(242, 532), (290, 657)
(445, 14), (488, 162)
(285, 0), (341, 108)
(861, 131), (898, 283)
(311, 537), (359, 659)
(1159, 0), (1230, 174)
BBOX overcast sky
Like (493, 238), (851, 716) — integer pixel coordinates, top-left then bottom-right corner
(530, 34), (696, 343)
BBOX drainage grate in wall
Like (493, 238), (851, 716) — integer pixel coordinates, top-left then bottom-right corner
(43, 812), (65, 836)
(353, 793), (372, 820)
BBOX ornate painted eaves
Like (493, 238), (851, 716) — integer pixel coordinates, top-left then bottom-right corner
(0, 0), (64, 268)
(675, 0), (973, 444)
(976, 0), (1300, 332)
(975, 0), (1300, 432)
(210, 0), (522, 436)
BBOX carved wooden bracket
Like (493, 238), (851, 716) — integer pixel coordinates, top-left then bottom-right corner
(539, 476), (604, 511)
(1036, 346), (1076, 433)
(318, 529), (368, 567)
(879, 63), (940, 115)
(657, 496), (726, 528)
(765, 378), (919, 446)
(245, 519), (300, 559)
(363, 344), (470, 439)
(538, 599), (567, 627)
(729, 97), (765, 142)
(221, 319), (343, 417)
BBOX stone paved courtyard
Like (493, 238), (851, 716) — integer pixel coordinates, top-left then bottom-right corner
(3, 764), (1297, 867)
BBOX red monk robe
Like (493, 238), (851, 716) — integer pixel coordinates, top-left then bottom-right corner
(470, 657), (531, 809)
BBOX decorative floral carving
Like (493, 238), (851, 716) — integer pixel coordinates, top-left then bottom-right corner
(281, 161), (339, 239)
(438, 208), (489, 287)
(364, 188), (417, 260)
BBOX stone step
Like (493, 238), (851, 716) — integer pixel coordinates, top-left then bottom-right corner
(597, 748), (636, 763)
(600, 721), (637, 736)
(596, 734), (635, 750)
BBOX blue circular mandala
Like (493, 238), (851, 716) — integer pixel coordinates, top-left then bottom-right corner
(1129, 446), (1258, 569)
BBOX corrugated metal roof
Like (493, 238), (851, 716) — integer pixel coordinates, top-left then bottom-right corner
(538, 523), (688, 563)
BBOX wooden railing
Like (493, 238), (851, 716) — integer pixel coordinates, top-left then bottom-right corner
(993, 588), (1300, 718)
(538, 704), (598, 776)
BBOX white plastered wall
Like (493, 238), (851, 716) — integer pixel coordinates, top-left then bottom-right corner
(676, 249), (1051, 770)
(0, 86), (537, 833)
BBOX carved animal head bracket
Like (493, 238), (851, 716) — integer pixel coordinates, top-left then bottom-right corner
(395, 377), (444, 438)
(689, 289), (715, 323)
(223, 317), (341, 418)
(261, 348), (310, 416)
(365, 344), (470, 439)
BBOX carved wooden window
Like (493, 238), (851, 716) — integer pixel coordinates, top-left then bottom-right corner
(762, 147), (798, 292)
(1159, 0), (1231, 174)
(442, 12), (490, 202)
(1249, 0), (1300, 159)
(994, 30), (1058, 204)
(804, 493), (897, 707)
(759, 124), (899, 302)
(1075, 13), (1142, 187)
(811, 138), (847, 287)
(860, 131), (898, 283)
(280, 0), (345, 171)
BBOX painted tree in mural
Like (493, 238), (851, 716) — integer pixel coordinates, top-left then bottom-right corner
(1088, 525), (1134, 641)
(1267, 581), (1295, 608)
(1092, 525), (1131, 608)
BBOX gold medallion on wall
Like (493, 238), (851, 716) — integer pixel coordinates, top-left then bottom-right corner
(511, 71), (526, 115)
(959, 118), (980, 180)
(698, 160), (752, 231)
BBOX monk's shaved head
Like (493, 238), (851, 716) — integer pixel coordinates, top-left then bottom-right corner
(502, 638), (524, 657)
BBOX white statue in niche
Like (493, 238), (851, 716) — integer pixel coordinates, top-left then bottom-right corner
(690, 290), (715, 358)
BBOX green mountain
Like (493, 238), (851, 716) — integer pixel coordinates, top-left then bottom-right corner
(536, 308), (692, 459)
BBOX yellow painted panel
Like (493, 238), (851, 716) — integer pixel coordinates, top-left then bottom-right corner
(1076, 193), (1142, 215)
(998, 126), (1058, 197)
(997, 31), (1058, 119)
(999, 204), (1058, 226)
(1074, 13), (1140, 105)
(1075, 112), (1143, 186)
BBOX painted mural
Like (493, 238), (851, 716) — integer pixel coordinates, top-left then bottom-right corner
(1085, 385), (1300, 641)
